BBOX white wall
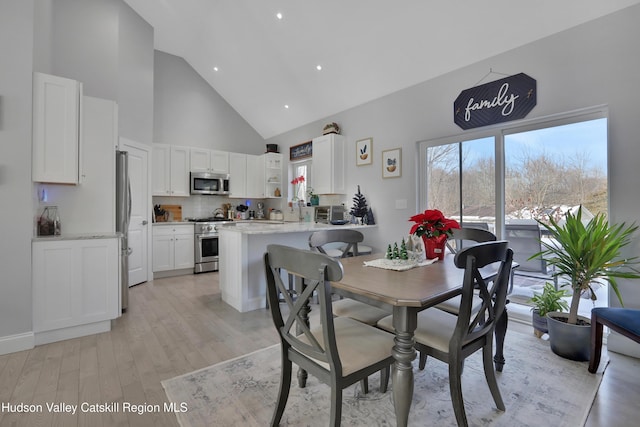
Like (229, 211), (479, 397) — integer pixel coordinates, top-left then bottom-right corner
(0, 0), (36, 351)
(268, 4), (640, 263)
(266, 4), (640, 355)
(118, 1), (154, 145)
(153, 51), (264, 153)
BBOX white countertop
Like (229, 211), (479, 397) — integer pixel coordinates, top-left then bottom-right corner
(152, 221), (193, 226)
(218, 221), (376, 235)
(32, 232), (122, 242)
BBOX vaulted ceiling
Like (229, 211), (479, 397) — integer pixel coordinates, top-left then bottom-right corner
(123, 0), (640, 139)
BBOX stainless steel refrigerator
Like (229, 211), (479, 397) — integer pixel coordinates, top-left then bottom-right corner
(116, 151), (131, 311)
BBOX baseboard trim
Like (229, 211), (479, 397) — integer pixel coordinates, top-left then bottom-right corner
(0, 331), (35, 355)
(34, 320), (112, 346)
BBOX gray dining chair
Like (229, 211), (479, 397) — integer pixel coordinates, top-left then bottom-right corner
(438, 227), (517, 373)
(309, 229), (390, 326)
(264, 244), (394, 426)
(377, 241), (514, 427)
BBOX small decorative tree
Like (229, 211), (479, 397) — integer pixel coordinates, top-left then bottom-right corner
(400, 238), (408, 260)
(350, 185), (369, 224)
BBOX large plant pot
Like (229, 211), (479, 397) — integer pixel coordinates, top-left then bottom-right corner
(546, 312), (591, 361)
(532, 309), (548, 338)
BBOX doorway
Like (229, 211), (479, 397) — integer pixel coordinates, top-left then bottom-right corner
(119, 137), (151, 286)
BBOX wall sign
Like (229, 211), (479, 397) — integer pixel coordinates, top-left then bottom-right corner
(289, 140), (312, 161)
(454, 73), (536, 130)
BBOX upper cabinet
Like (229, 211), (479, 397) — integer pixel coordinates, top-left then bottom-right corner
(152, 144), (190, 196)
(32, 72), (83, 184)
(312, 134), (346, 194)
(228, 152), (248, 198)
(190, 148), (229, 174)
(263, 152), (282, 198)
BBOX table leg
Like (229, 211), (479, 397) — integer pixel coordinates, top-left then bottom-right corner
(494, 306), (508, 372)
(391, 307), (417, 427)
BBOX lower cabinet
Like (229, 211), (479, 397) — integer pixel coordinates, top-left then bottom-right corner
(32, 237), (120, 344)
(152, 224), (194, 272)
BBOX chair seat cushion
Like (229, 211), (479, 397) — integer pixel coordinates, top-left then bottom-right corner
(333, 299), (390, 325)
(306, 317), (394, 376)
(377, 308), (457, 354)
(435, 293), (483, 315)
(593, 307), (640, 337)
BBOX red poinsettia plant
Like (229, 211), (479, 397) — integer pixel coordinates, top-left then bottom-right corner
(409, 209), (460, 241)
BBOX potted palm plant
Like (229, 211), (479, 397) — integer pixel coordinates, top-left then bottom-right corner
(529, 282), (569, 338)
(533, 206), (640, 360)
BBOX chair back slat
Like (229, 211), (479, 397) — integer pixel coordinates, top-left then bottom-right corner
(447, 227), (497, 254)
(309, 229), (364, 258)
(451, 241), (513, 348)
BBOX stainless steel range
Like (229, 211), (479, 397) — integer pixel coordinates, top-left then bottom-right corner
(190, 218), (233, 273)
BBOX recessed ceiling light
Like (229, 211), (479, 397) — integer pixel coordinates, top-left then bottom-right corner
(316, 65), (322, 71)
(276, 12), (283, 20)
(213, 66), (219, 72)
(284, 104), (289, 109)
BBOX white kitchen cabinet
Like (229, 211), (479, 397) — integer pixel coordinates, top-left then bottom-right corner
(32, 237), (120, 344)
(246, 154), (263, 198)
(152, 224), (194, 272)
(312, 134), (346, 194)
(262, 152), (282, 198)
(229, 153), (264, 198)
(229, 152), (248, 198)
(190, 148), (229, 174)
(152, 144), (190, 196)
(32, 72), (83, 184)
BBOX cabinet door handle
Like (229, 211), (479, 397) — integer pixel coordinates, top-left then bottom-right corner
(142, 220), (148, 225)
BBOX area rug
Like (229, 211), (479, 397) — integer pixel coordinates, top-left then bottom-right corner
(162, 330), (608, 426)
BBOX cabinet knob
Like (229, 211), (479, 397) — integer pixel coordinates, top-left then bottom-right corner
(142, 220), (148, 225)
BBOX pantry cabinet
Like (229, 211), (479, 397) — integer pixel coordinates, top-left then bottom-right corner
(312, 134), (346, 194)
(152, 224), (194, 272)
(32, 237), (120, 344)
(152, 144), (190, 196)
(32, 72), (83, 184)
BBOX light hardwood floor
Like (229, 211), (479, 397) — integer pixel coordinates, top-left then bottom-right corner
(0, 272), (637, 426)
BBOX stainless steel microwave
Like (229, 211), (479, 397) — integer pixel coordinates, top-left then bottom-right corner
(190, 172), (230, 195)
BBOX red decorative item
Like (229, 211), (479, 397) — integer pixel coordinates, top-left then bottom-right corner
(423, 234), (447, 261)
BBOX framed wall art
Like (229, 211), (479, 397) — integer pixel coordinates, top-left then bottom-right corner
(382, 148), (401, 178)
(356, 138), (373, 166)
(289, 140), (312, 161)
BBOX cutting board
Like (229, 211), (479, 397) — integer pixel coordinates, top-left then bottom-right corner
(161, 205), (182, 222)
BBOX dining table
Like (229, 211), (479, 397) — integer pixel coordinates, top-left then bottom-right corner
(330, 252), (509, 427)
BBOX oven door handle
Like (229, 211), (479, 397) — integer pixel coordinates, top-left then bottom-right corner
(196, 234), (218, 241)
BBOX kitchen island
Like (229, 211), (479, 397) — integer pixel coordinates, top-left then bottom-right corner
(218, 222), (376, 312)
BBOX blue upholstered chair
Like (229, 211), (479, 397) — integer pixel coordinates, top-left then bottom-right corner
(589, 307), (640, 373)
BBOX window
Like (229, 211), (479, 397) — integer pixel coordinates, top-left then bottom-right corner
(504, 118), (608, 221)
(419, 110), (608, 232)
(419, 109), (609, 317)
(290, 159), (311, 202)
(426, 137), (496, 231)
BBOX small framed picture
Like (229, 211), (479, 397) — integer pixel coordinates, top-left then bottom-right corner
(382, 148), (402, 178)
(356, 138), (373, 166)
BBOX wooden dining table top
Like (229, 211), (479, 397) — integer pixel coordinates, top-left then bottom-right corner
(331, 253), (469, 308)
